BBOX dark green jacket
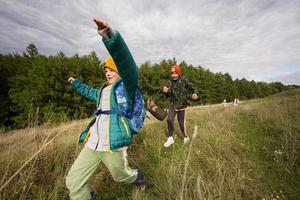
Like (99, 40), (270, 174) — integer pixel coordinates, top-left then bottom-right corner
(71, 31), (138, 150)
(166, 76), (198, 109)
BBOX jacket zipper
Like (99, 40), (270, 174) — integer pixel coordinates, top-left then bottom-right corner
(94, 85), (104, 151)
(84, 130), (91, 143)
(95, 116), (100, 150)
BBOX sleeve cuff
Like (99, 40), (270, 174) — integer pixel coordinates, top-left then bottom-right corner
(71, 79), (80, 86)
(98, 27), (115, 39)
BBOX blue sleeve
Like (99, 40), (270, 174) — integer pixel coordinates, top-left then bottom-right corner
(71, 79), (99, 102)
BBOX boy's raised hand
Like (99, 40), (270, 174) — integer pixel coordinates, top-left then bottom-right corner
(93, 17), (109, 32)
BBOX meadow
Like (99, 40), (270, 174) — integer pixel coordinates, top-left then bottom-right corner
(0, 89), (299, 200)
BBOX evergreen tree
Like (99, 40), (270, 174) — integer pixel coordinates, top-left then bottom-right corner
(0, 44), (292, 131)
(25, 43), (39, 58)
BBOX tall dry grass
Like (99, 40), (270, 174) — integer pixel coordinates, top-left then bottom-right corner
(0, 89), (299, 199)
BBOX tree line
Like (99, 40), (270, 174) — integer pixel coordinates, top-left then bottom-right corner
(0, 44), (296, 131)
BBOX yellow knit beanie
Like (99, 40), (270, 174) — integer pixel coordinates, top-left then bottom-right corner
(101, 56), (118, 73)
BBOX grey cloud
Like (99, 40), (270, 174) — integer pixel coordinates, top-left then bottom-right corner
(268, 70), (300, 85)
(0, 0), (299, 84)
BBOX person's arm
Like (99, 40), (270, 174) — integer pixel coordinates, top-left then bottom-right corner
(184, 78), (198, 100)
(68, 78), (99, 102)
(163, 79), (174, 99)
(93, 17), (138, 104)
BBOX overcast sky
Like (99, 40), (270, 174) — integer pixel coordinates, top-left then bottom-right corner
(1, 0), (300, 85)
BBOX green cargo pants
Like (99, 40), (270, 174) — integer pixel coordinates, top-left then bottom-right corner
(66, 146), (138, 200)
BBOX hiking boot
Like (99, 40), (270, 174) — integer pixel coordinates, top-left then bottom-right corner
(183, 136), (190, 144)
(134, 165), (147, 189)
(90, 191), (97, 200)
(164, 137), (174, 147)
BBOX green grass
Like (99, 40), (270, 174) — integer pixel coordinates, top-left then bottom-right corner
(0, 89), (299, 199)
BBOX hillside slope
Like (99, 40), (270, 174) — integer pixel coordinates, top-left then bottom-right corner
(0, 89), (299, 200)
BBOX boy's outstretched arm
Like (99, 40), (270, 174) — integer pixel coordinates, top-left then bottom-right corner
(93, 17), (138, 104)
(68, 76), (99, 102)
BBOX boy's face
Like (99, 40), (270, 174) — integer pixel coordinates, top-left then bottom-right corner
(171, 72), (180, 80)
(104, 67), (120, 85)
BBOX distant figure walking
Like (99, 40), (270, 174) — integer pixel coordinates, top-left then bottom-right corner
(233, 98), (239, 107)
(162, 64), (198, 148)
(222, 99), (228, 110)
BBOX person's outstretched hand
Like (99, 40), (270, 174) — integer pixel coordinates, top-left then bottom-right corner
(192, 93), (198, 100)
(68, 77), (75, 84)
(93, 17), (109, 32)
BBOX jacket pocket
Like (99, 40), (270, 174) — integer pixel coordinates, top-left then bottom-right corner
(78, 118), (96, 143)
(120, 116), (130, 137)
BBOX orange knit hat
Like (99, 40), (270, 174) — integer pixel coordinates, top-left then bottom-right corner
(170, 64), (181, 75)
(101, 56), (118, 73)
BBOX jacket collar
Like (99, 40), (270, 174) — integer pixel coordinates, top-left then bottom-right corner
(96, 79), (122, 107)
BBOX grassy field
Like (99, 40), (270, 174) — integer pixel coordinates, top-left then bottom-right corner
(0, 89), (299, 200)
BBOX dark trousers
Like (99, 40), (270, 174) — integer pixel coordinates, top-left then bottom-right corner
(167, 105), (187, 137)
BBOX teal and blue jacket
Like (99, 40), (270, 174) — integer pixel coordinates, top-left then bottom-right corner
(71, 31), (139, 150)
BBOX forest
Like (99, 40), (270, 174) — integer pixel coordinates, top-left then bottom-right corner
(0, 43), (296, 131)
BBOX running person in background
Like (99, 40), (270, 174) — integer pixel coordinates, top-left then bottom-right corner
(162, 64), (198, 148)
(222, 99), (228, 110)
(233, 98), (239, 107)
(66, 17), (147, 200)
